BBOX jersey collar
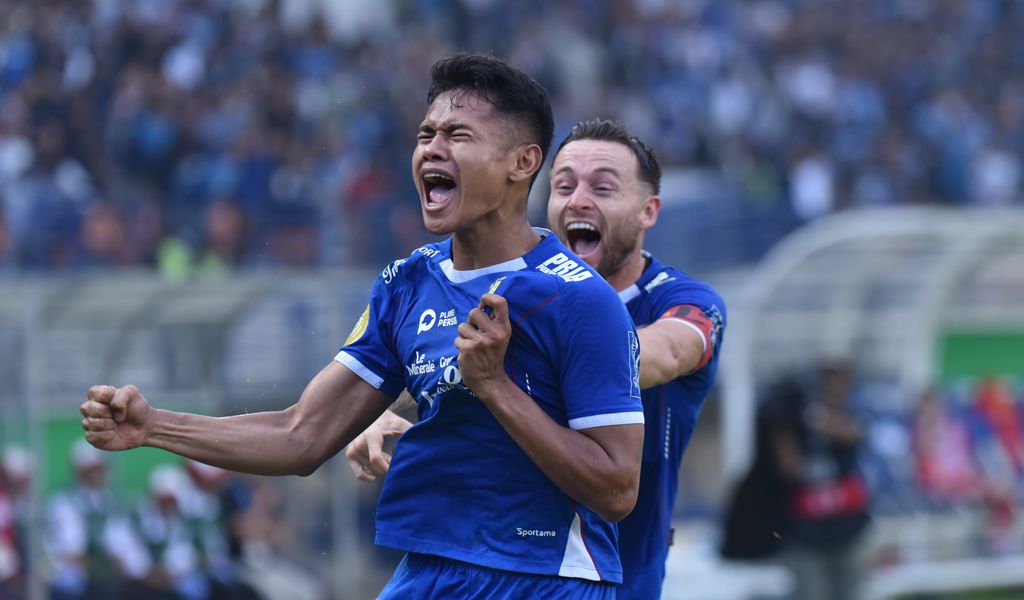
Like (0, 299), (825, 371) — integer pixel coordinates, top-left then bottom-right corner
(616, 250), (656, 305)
(438, 228), (553, 284)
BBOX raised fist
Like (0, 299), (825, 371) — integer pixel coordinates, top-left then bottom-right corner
(80, 384), (152, 451)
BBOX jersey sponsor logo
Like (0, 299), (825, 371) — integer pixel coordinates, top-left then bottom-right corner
(517, 527), (557, 538)
(417, 308), (456, 334)
(433, 361), (476, 397)
(417, 309), (437, 334)
(628, 330), (641, 398)
(381, 259), (406, 285)
(537, 253), (593, 283)
(406, 350), (436, 376)
(437, 309), (457, 328)
(416, 246), (440, 258)
(643, 271), (676, 293)
(343, 305), (370, 346)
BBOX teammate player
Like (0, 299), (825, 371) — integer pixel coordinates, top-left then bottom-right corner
(348, 119), (726, 599)
(80, 55), (645, 599)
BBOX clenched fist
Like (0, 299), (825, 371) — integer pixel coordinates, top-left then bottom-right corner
(80, 385), (152, 451)
(454, 293), (512, 398)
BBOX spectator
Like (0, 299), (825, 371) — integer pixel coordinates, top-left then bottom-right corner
(45, 441), (138, 599)
(178, 460), (262, 600)
(0, 456), (22, 599)
(2, 1), (1022, 273)
(0, 445), (34, 599)
(762, 358), (870, 600)
(115, 465), (212, 600)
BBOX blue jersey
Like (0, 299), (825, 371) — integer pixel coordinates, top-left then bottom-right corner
(614, 253), (726, 599)
(336, 230), (644, 584)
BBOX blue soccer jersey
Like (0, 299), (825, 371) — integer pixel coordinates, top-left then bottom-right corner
(614, 253), (726, 599)
(336, 230), (644, 584)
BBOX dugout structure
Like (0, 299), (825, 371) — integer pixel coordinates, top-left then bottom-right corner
(0, 268), (386, 599)
(719, 206), (1024, 599)
(722, 206), (1024, 477)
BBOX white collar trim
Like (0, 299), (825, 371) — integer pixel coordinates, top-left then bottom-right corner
(618, 284), (641, 304)
(438, 227), (549, 283)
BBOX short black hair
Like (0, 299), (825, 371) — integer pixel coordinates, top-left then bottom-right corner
(427, 53), (554, 188)
(554, 119), (662, 194)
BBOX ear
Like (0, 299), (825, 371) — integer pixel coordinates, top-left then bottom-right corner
(508, 144), (544, 184)
(640, 194), (661, 229)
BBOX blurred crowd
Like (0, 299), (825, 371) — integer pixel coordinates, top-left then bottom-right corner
(719, 362), (1024, 599)
(0, 442), (325, 600)
(1, 0), (1023, 274)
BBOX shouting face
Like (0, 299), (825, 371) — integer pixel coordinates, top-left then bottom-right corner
(547, 139), (658, 279)
(412, 91), (522, 236)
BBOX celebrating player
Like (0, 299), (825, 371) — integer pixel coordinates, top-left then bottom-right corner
(348, 119), (726, 599)
(81, 55), (644, 599)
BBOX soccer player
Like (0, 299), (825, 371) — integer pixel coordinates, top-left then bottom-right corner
(348, 119), (727, 599)
(80, 55), (645, 599)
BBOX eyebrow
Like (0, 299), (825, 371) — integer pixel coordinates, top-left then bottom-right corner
(551, 165), (622, 178)
(419, 121), (473, 133)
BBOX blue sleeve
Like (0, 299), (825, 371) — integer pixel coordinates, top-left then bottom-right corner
(334, 266), (406, 399)
(558, 279), (645, 430)
(648, 277), (727, 363)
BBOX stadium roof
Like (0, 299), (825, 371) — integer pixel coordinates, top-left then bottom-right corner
(719, 207), (1024, 479)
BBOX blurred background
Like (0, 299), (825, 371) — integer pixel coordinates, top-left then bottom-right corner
(1, 0), (1023, 598)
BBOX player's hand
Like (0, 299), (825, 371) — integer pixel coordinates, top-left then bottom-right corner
(346, 410), (413, 482)
(80, 385), (152, 451)
(455, 293), (512, 397)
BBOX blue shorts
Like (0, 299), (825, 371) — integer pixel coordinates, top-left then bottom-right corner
(378, 553), (617, 600)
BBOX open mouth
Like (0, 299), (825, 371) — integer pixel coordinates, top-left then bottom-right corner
(422, 171), (457, 209)
(565, 221), (602, 257)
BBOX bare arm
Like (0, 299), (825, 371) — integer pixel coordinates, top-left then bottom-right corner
(81, 361), (392, 477)
(457, 294), (643, 523)
(637, 305), (715, 389)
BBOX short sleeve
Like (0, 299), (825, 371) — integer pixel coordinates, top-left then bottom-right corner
(558, 280), (645, 430)
(648, 277), (727, 370)
(334, 270), (405, 399)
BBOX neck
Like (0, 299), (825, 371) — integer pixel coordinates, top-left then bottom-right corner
(604, 248), (648, 292)
(450, 202), (539, 270)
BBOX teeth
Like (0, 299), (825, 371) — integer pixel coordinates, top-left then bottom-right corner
(566, 222), (597, 232)
(423, 172), (454, 184)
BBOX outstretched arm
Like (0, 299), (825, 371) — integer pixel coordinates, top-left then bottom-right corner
(81, 361), (392, 477)
(457, 294), (643, 523)
(637, 305), (718, 388)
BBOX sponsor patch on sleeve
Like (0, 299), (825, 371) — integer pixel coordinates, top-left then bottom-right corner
(343, 305), (371, 346)
(628, 329), (641, 398)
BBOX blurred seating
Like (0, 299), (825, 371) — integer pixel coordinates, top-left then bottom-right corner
(0, 0), (1021, 273)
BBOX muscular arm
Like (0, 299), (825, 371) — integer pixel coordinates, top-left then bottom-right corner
(458, 294), (643, 523)
(476, 377), (644, 522)
(637, 305), (715, 388)
(82, 361), (392, 477)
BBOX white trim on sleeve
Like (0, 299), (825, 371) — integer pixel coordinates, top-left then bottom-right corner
(334, 351), (384, 389)
(659, 318), (708, 354)
(568, 411), (645, 430)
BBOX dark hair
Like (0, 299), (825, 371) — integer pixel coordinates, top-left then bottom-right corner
(554, 119), (662, 194)
(427, 53), (554, 187)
